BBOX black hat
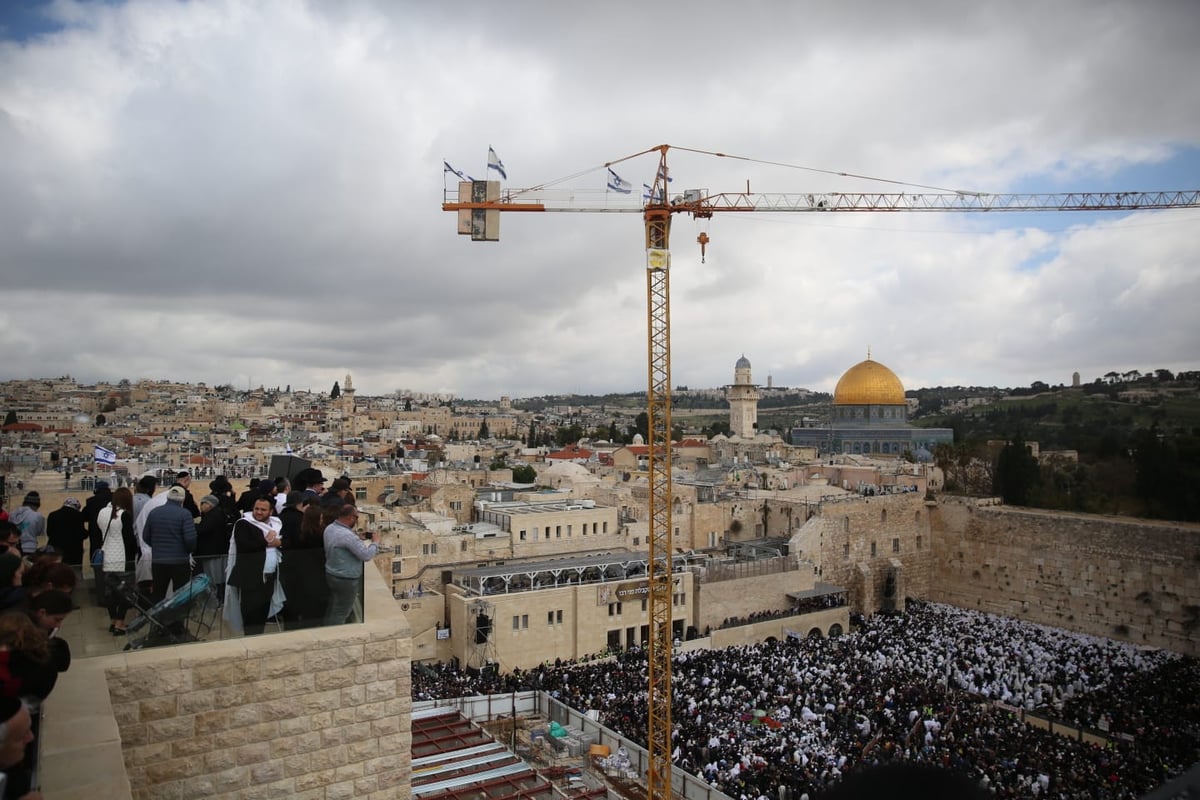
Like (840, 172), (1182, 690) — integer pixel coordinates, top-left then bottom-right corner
(284, 490), (309, 508)
(295, 467), (326, 486)
(22, 491), (40, 508)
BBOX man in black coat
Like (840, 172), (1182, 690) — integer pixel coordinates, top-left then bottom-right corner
(82, 480), (113, 560)
(227, 497), (281, 636)
(46, 497), (87, 565)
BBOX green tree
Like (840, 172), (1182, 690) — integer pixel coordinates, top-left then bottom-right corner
(632, 412), (649, 442)
(478, 420), (490, 439)
(555, 424), (584, 447)
(993, 435), (1040, 505)
(512, 465), (537, 483)
(330, 381), (341, 399)
(608, 420), (620, 442)
(3, 410), (16, 426)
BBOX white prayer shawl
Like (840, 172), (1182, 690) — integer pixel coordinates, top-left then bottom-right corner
(223, 512), (286, 633)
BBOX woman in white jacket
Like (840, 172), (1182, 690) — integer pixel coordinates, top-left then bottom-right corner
(95, 487), (139, 635)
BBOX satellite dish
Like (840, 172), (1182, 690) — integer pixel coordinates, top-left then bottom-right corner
(385, 493), (400, 506)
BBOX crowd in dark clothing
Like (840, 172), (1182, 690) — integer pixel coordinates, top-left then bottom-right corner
(719, 595), (847, 631)
(412, 601), (1199, 800)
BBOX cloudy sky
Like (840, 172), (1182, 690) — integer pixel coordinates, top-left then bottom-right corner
(2, 0), (1198, 399)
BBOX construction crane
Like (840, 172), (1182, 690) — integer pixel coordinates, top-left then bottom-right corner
(443, 143), (1200, 800)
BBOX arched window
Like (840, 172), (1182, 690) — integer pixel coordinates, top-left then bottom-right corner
(880, 508), (887, 524)
(807, 627), (823, 639)
(842, 516), (850, 532)
(829, 623), (843, 638)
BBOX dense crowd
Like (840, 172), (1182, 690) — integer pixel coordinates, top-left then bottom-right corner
(413, 601), (1199, 800)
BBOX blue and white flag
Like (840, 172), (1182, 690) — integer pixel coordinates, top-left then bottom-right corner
(656, 163), (673, 185)
(487, 146), (506, 180)
(606, 168), (633, 194)
(642, 183), (665, 203)
(94, 445), (117, 465)
(443, 160), (467, 181)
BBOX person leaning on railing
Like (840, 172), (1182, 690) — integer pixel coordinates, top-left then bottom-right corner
(322, 503), (378, 626)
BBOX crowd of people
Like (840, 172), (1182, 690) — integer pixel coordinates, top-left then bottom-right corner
(0, 507), (79, 799)
(412, 601), (1199, 800)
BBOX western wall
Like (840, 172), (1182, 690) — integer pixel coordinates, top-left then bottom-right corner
(928, 498), (1200, 656)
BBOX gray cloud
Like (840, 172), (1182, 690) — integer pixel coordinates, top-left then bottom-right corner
(0, 0), (1198, 398)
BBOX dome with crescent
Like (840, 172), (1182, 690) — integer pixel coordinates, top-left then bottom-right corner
(833, 359), (906, 406)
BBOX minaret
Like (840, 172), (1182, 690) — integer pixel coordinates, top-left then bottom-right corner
(727, 355), (760, 438)
(343, 373), (356, 413)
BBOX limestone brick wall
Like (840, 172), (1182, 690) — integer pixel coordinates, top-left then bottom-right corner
(61, 566), (412, 800)
(929, 501), (1200, 655)
(783, 494), (934, 612)
(708, 607), (848, 648)
(695, 562), (815, 633)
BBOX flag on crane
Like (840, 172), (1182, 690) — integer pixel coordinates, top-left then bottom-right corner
(642, 183), (666, 203)
(606, 168), (632, 194)
(94, 445), (117, 466)
(444, 161), (475, 182)
(642, 163), (673, 202)
(487, 147), (506, 180)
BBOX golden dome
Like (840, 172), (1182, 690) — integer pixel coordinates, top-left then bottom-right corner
(833, 358), (906, 406)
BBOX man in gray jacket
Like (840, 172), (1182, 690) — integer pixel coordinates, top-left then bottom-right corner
(143, 485), (197, 603)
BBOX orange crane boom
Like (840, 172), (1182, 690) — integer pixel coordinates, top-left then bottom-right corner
(443, 143), (1200, 800)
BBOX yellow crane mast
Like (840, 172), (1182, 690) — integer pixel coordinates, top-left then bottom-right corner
(443, 143), (1199, 800)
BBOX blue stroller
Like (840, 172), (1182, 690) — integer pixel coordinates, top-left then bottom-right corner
(123, 573), (220, 650)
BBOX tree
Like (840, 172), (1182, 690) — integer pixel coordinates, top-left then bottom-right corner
(3, 410), (15, 426)
(512, 465), (537, 483)
(95, 414), (107, 426)
(993, 435), (1040, 506)
(608, 420), (620, 443)
(555, 424), (583, 447)
(404, 398), (412, 412)
(632, 412), (649, 442)
(330, 381), (341, 399)
(489, 454), (507, 469)
(478, 420), (490, 439)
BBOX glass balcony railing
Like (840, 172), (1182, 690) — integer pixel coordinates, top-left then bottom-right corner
(52, 553), (366, 658)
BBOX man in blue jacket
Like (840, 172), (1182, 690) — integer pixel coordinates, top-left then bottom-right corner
(143, 485), (197, 603)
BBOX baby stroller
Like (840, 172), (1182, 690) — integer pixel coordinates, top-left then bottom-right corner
(123, 573), (220, 650)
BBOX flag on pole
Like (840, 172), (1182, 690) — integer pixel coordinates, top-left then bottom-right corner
(642, 183), (665, 203)
(94, 445), (117, 465)
(606, 168), (633, 194)
(443, 160), (468, 181)
(656, 163), (672, 185)
(487, 146), (506, 180)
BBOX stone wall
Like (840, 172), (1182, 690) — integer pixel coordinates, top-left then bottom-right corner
(43, 566), (412, 800)
(929, 500), (1200, 656)
(693, 559), (814, 633)
(783, 493), (935, 612)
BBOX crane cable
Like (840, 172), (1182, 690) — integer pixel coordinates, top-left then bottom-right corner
(505, 144), (981, 200)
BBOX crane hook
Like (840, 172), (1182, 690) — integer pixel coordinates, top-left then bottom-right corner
(697, 231), (709, 263)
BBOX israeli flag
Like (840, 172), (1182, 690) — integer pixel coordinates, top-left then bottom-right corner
(94, 445), (117, 465)
(606, 168), (633, 194)
(642, 183), (665, 203)
(443, 160), (467, 181)
(487, 146), (506, 180)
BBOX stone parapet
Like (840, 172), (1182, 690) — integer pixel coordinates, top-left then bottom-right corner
(41, 566), (412, 800)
